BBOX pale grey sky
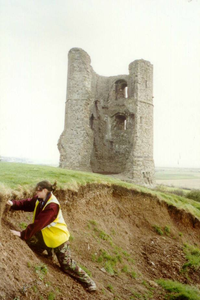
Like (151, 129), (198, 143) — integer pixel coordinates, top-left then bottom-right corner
(0, 0), (200, 167)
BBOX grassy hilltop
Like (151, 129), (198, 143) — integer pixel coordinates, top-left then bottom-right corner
(1, 162), (200, 219)
(1, 162), (200, 300)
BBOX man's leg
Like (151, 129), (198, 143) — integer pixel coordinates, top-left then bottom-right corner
(26, 232), (52, 256)
(54, 242), (96, 292)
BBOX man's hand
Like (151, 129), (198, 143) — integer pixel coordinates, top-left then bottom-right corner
(10, 230), (21, 237)
(7, 200), (13, 206)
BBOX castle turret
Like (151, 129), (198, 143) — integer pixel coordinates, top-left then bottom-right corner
(58, 48), (93, 170)
(127, 60), (155, 184)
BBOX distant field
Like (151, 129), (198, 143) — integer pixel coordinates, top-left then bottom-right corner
(155, 167), (200, 190)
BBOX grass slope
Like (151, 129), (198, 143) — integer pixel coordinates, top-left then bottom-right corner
(1, 162), (200, 220)
(1, 162), (200, 299)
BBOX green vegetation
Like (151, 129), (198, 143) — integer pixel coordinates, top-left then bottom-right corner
(155, 184), (187, 197)
(19, 222), (27, 230)
(1, 162), (200, 223)
(88, 220), (113, 244)
(3, 163), (200, 299)
(0, 161), (132, 190)
(183, 244), (200, 271)
(34, 264), (48, 280)
(89, 220), (98, 226)
(130, 289), (154, 300)
(157, 279), (200, 300)
(186, 190), (200, 203)
(89, 220), (136, 278)
(153, 225), (171, 236)
(47, 292), (56, 300)
(153, 225), (164, 235)
(107, 284), (114, 292)
(32, 285), (38, 293)
(121, 265), (129, 273)
(34, 264), (48, 275)
(69, 234), (74, 242)
(94, 249), (120, 275)
(164, 226), (171, 235)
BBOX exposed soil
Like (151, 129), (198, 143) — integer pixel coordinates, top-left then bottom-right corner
(1, 184), (200, 300)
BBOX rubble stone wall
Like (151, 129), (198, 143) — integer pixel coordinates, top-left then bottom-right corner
(58, 48), (155, 185)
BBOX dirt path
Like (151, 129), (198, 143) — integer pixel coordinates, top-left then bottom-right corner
(1, 184), (200, 300)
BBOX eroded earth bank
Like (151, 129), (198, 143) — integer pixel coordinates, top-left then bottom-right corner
(1, 184), (200, 300)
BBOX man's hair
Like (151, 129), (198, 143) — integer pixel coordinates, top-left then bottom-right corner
(35, 180), (57, 192)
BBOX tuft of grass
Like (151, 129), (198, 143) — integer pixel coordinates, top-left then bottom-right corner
(94, 247), (136, 278)
(121, 265), (129, 273)
(104, 261), (115, 275)
(19, 222), (27, 230)
(157, 279), (200, 300)
(94, 249), (119, 275)
(130, 271), (137, 279)
(32, 285), (38, 293)
(69, 234), (74, 242)
(121, 250), (130, 257)
(47, 292), (56, 300)
(183, 244), (200, 271)
(34, 264), (48, 280)
(88, 220), (113, 243)
(107, 284), (114, 292)
(164, 226), (171, 235)
(89, 220), (98, 226)
(153, 225), (171, 237)
(153, 225), (164, 236)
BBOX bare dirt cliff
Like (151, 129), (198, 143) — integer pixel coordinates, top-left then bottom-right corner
(1, 184), (200, 300)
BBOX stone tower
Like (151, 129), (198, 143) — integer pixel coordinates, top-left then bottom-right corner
(58, 48), (155, 185)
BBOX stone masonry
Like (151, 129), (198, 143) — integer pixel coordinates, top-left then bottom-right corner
(58, 48), (155, 185)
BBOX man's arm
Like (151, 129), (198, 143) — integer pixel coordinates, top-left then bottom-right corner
(7, 196), (38, 212)
(20, 203), (59, 241)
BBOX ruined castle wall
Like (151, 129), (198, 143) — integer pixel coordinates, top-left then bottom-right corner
(58, 48), (94, 170)
(58, 48), (155, 186)
(90, 74), (134, 174)
(126, 60), (155, 184)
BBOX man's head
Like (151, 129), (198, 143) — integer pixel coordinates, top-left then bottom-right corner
(35, 181), (57, 199)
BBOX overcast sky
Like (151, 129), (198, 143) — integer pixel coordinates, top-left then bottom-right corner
(0, 0), (200, 168)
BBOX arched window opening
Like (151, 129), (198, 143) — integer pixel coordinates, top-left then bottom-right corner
(115, 114), (127, 130)
(115, 80), (128, 100)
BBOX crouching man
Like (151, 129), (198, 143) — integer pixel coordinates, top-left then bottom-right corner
(7, 180), (96, 292)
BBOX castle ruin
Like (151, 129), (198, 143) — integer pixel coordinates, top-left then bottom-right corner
(58, 48), (155, 185)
